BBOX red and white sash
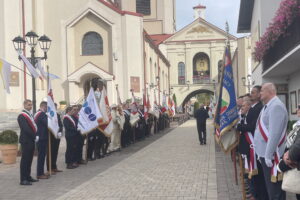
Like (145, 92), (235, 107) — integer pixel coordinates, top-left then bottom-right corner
(34, 110), (43, 122)
(63, 115), (76, 128)
(21, 111), (37, 133)
(258, 115), (286, 182)
(244, 131), (258, 178)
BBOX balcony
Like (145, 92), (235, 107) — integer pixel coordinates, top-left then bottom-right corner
(193, 75), (210, 84)
(263, 16), (300, 72)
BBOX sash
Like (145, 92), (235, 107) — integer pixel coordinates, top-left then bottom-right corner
(63, 115), (76, 128)
(34, 110), (43, 122)
(258, 115), (286, 183)
(21, 111), (37, 133)
(244, 131), (258, 178)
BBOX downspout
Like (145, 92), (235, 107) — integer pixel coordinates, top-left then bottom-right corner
(22, 0), (27, 99)
(143, 32), (147, 94)
(158, 58), (160, 104)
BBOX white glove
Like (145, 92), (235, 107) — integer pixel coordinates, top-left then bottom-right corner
(265, 158), (273, 168)
(35, 136), (39, 143)
(57, 132), (62, 138)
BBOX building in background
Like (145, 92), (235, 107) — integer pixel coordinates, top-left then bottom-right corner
(237, 0), (300, 120)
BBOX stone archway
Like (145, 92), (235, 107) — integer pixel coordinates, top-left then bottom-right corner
(181, 89), (214, 113)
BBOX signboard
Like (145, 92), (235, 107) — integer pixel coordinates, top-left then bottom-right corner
(130, 76), (140, 93)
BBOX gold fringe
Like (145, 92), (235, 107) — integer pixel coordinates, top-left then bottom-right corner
(271, 175), (277, 183)
(277, 173), (283, 181)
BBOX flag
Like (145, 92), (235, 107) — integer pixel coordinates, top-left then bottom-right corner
(47, 94), (59, 138)
(214, 47), (239, 153)
(116, 86), (122, 105)
(78, 88), (103, 134)
(18, 53), (40, 78)
(143, 92), (148, 121)
(98, 87), (113, 137)
(161, 93), (167, 113)
(0, 59), (11, 93)
(36, 60), (60, 80)
(169, 97), (175, 117)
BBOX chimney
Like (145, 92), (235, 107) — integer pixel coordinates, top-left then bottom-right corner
(193, 4), (206, 20)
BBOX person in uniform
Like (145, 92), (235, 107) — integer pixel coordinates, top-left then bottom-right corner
(18, 99), (39, 185)
(254, 83), (288, 200)
(46, 103), (63, 174)
(35, 101), (49, 179)
(63, 106), (78, 169)
(194, 103), (209, 145)
(72, 105), (86, 164)
(121, 102), (131, 147)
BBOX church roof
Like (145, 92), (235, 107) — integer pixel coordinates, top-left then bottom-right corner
(193, 4), (206, 9)
(97, 0), (143, 17)
(149, 34), (173, 46)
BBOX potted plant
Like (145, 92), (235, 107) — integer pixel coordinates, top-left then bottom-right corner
(0, 130), (18, 164)
(59, 100), (67, 111)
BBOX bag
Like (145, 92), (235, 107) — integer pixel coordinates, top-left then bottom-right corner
(282, 168), (300, 194)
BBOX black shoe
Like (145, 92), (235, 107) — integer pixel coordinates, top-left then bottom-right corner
(20, 180), (32, 186)
(28, 177), (39, 182)
(200, 142), (203, 145)
(204, 142), (206, 145)
(66, 165), (76, 169)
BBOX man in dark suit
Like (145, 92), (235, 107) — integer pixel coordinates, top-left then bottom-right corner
(35, 101), (49, 179)
(47, 103), (63, 173)
(17, 99), (39, 185)
(194, 103), (209, 145)
(237, 85), (268, 200)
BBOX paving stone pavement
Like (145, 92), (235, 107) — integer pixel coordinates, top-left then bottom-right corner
(53, 119), (217, 200)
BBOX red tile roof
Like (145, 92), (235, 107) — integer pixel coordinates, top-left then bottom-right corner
(98, 0), (143, 17)
(148, 34), (173, 46)
(193, 4), (206, 9)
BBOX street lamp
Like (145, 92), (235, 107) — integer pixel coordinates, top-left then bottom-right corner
(13, 31), (52, 113)
(241, 74), (252, 93)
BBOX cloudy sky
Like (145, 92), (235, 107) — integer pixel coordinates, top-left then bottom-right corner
(176, 0), (245, 37)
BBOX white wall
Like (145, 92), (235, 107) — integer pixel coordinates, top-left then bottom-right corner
(288, 70), (300, 120)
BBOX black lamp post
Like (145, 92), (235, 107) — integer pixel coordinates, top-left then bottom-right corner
(13, 31), (51, 113)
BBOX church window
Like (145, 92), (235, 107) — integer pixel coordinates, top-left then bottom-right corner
(82, 32), (103, 55)
(136, 0), (151, 15)
(178, 62), (185, 85)
(193, 53), (210, 83)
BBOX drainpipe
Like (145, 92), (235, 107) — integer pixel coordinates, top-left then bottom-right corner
(22, 0), (27, 99)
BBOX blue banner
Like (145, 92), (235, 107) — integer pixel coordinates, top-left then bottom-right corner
(214, 47), (238, 137)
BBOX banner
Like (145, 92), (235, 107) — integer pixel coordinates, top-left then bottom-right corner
(214, 46), (239, 153)
(0, 59), (11, 93)
(78, 88), (103, 135)
(98, 87), (113, 137)
(143, 92), (148, 121)
(18, 53), (40, 78)
(47, 79), (59, 138)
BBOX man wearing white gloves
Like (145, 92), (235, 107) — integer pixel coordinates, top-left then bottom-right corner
(47, 103), (63, 173)
(254, 83), (288, 200)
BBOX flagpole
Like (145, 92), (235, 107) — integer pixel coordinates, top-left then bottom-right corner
(47, 65), (52, 176)
(239, 153), (246, 200)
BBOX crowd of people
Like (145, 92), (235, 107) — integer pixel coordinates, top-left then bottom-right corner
(17, 90), (172, 186)
(236, 83), (300, 200)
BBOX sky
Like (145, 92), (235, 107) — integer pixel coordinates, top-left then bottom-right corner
(176, 0), (245, 37)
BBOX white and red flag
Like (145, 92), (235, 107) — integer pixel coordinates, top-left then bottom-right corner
(98, 87), (113, 137)
(47, 79), (59, 138)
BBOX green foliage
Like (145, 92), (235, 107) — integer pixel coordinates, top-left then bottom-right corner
(59, 100), (67, 105)
(0, 130), (18, 145)
(194, 102), (200, 111)
(196, 93), (210, 105)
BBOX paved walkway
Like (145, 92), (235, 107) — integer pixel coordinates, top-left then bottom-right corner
(55, 120), (217, 200)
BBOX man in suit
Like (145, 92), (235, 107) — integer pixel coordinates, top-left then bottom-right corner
(47, 103), (63, 173)
(72, 105), (86, 164)
(194, 103), (209, 145)
(18, 99), (39, 185)
(35, 101), (49, 179)
(254, 83), (288, 200)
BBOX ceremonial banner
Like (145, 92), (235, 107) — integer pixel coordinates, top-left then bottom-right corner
(47, 84), (59, 138)
(168, 96), (175, 117)
(78, 88), (103, 135)
(214, 47), (239, 153)
(36, 60), (60, 80)
(143, 92), (148, 121)
(18, 53), (40, 78)
(99, 87), (113, 137)
(0, 59), (11, 93)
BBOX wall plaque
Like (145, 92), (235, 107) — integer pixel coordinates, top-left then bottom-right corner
(9, 71), (19, 86)
(130, 76), (140, 93)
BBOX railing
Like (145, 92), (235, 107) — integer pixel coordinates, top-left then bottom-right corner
(193, 75), (210, 84)
(263, 16), (300, 72)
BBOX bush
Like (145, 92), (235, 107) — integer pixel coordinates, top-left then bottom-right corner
(0, 130), (18, 145)
(59, 100), (67, 105)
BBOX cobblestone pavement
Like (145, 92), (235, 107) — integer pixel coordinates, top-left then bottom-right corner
(55, 119), (218, 200)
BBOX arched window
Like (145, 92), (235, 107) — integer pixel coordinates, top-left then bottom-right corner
(136, 0), (151, 15)
(82, 32), (103, 55)
(178, 62), (185, 85)
(193, 52), (210, 83)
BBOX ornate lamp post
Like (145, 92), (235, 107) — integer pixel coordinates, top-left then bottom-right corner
(13, 31), (51, 113)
